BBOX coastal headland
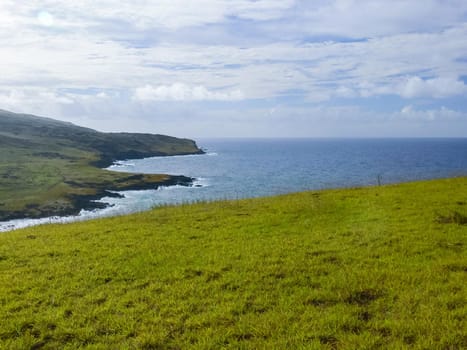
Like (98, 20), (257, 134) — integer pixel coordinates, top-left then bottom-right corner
(0, 109), (204, 221)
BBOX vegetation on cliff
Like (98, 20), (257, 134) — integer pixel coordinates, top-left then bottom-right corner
(0, 109), (203, 220)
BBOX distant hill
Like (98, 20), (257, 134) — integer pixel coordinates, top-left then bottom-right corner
(0, 109), (203, 167)
(0, 109), (204, 221)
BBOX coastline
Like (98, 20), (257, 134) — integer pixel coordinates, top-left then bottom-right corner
(0, 173), (196, 232)
(73, 148), (205, 218)
(0, 109), (206, 225)
(0, 173), (194, 223)
(0, 144), (205, 224)
(63, 174), (195, 216)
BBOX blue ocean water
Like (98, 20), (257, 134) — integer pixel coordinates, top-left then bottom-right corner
(109, 137), (467, 205)
(2, 138), (467, 231)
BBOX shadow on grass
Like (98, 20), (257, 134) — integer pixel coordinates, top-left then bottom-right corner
(435, 211), (467, 225)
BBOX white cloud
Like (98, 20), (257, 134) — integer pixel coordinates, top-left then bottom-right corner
(0, 89), (73, 108)
(334, 75), (467, 100)
(0, 88), (76, 120)
(1, 25), (466, 104)
(1, 2), (467, 103)
(399, 105), (466, 121)
(37, 11), (55, 27)
(133, 83), (244, 102)
(399, 76), (467, 99)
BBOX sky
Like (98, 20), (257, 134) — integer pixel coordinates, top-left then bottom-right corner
(1, 0), (467, 138)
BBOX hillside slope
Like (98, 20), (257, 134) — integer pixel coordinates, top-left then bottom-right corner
(0, 109), (203, 220)
(0, 177), (465, 348)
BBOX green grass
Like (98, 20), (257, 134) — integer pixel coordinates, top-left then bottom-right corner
(0, 177), (466, 349)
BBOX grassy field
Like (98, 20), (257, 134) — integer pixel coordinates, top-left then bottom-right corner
(0, 177), (466, 349)
(0, 109), (202, 220)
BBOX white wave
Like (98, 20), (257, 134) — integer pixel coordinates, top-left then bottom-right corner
(0, 211), (102, 233)
(193, 177), (210, 187)
(108, 161), (135, 170)
(138, 153), (207, 161)
(156, 184), (191, 191)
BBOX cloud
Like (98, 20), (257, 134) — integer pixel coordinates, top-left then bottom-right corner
(399, 76), (467, 98)
(0, 88), (126, 125)
(293, 0), (467, 39)
(0, 89), (73, 109)
(37, 11), (55, 27)
(334, 75), (467, 100)
(0, 88), (79, 124)
(133, 83), (244, 101)
(1, 1), (294, 31)
(15, 0), (462, 37)
(1, 2), (467, 103)
(0, 1), (466, 137)
(398, 105), (466, 121)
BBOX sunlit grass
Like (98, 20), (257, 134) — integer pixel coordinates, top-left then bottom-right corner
(0, 177), (466, 348)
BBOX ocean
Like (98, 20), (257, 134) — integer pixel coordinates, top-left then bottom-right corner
(2, 138), (467, 231)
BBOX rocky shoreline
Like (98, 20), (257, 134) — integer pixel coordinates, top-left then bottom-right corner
(0, 174), (195, 223)
(68, 174), (194, 215)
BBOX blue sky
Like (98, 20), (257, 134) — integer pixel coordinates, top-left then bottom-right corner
(1, 0), (467, 137)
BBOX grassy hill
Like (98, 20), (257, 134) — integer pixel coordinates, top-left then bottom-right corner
(0, 177), (465, 349)
(0, 109), (203, 221)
